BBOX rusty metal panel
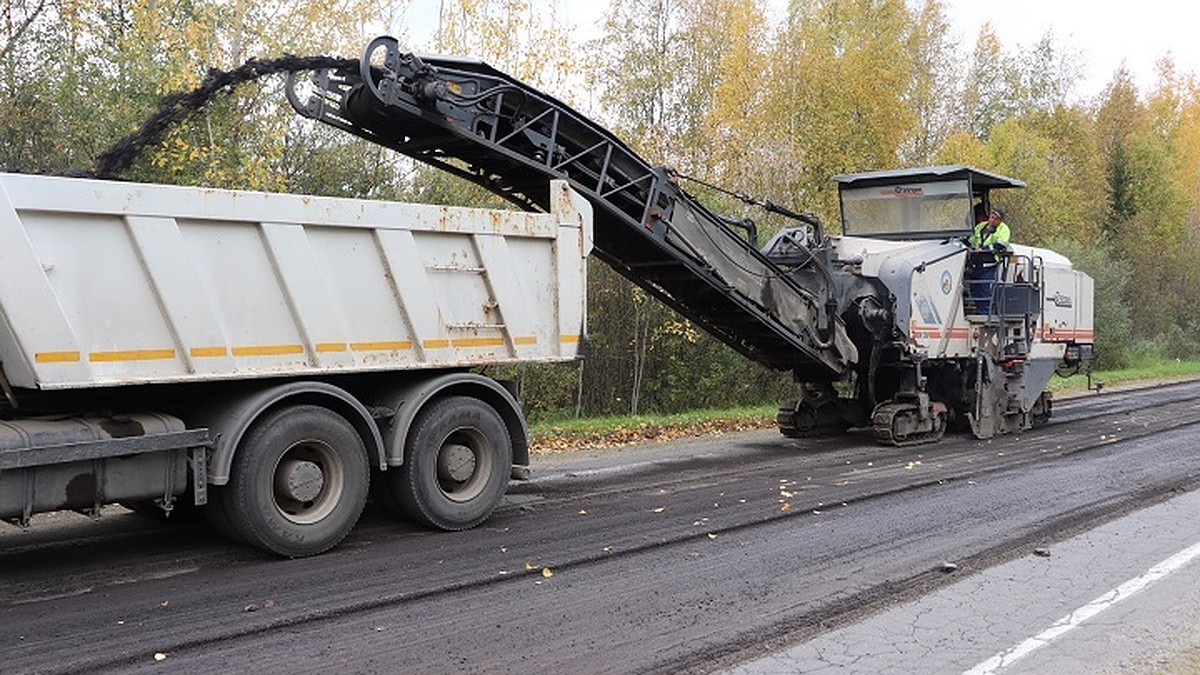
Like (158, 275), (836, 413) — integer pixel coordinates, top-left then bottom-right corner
(0, 174), (590, 389)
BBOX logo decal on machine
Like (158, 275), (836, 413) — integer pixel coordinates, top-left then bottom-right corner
(940, 270), (953, 295)
(1051, 292), (1073, 308)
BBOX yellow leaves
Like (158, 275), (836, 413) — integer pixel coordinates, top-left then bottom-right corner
(430, 0), (576, 97)
(521, 560), (556, 580)
(529, 413), (775, 454)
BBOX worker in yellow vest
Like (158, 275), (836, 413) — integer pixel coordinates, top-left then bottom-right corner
(969, 207), (1011, 250)
(964, 207), (1011, 316)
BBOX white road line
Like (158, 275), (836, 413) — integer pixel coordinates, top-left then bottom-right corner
(964, 539), (1200, 674)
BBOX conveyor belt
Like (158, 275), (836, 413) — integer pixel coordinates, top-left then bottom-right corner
(287, 37), (856, 377)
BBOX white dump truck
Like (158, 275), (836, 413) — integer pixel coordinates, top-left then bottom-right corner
(0, 173), (591, 556)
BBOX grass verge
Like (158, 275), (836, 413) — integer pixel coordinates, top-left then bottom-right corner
(529, 405), (777, 454)
(1049, 359), (1200, 397)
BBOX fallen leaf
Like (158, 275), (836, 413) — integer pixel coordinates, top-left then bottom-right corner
(525, 561), (537, 571)
(578, 509), (588, 515)
(154, 653), (168, 662)
(780, 502), (792, 511)
(707, 533), (717, 540)
(542, 567), (554, 578)
(780, 490), (795, 498)
(159, 600), (169, 608)
(499, 546), (508, 553)
(652, 507), (665, 513)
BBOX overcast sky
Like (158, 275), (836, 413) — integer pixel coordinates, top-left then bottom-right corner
(394, 0), (1199, 102)
(944, 0), (1199, 99)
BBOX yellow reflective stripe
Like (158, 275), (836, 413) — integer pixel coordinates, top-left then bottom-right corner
(560, 334), (581, 344)
(34, 351), (82, 363)
(451, 337), (505, 348)
(423, 339), (450, 349)
(315, 343), (348, 353)
(231, 344), (305, 356)
(350, 341), (413, 352)
(90, 349), (176, 362)
(514, 336), (538, 346)
(190, 346), (228, 358)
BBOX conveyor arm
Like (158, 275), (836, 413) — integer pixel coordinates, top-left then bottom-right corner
(287, 37), (856, 377)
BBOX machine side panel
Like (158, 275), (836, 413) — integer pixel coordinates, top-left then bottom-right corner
(905, 252), (972, 357)
(1041, 265), (1094, 344)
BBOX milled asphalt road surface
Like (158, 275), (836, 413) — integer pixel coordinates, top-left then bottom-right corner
(3, 382), (1200, 673)
(728, 438), (1200, 674)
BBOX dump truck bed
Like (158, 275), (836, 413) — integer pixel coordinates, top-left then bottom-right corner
(0, 174), (591, 390)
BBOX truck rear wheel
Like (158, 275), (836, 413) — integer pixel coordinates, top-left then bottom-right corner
(391, 396), (512, 530)
(221, 405), (369, 557)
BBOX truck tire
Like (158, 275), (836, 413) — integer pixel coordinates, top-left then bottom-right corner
(204, 488), (245, 543)
(221, 405), (369, 557)
(392, 396), (512, 530)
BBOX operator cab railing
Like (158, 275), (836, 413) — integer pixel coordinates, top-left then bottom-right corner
(964, 251), (1043, 322)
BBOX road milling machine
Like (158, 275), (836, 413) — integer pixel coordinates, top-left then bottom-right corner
(288, 37), (1094, 447)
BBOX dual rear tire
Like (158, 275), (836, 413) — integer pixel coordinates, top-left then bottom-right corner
(214, 405), (369, 558)
(207, 396), (512, 557)
(379, 396), (512, 531)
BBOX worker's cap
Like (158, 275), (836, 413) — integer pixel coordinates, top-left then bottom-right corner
(990, 207), (1005, 217)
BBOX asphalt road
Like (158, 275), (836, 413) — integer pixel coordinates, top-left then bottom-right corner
(3, 381), (1200, 674)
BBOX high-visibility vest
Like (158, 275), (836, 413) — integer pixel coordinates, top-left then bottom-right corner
(970, 220), (1010, 248)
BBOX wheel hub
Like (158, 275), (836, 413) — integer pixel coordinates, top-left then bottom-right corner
(276, 458), (325, 503)
(437, 443), (477, 484)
